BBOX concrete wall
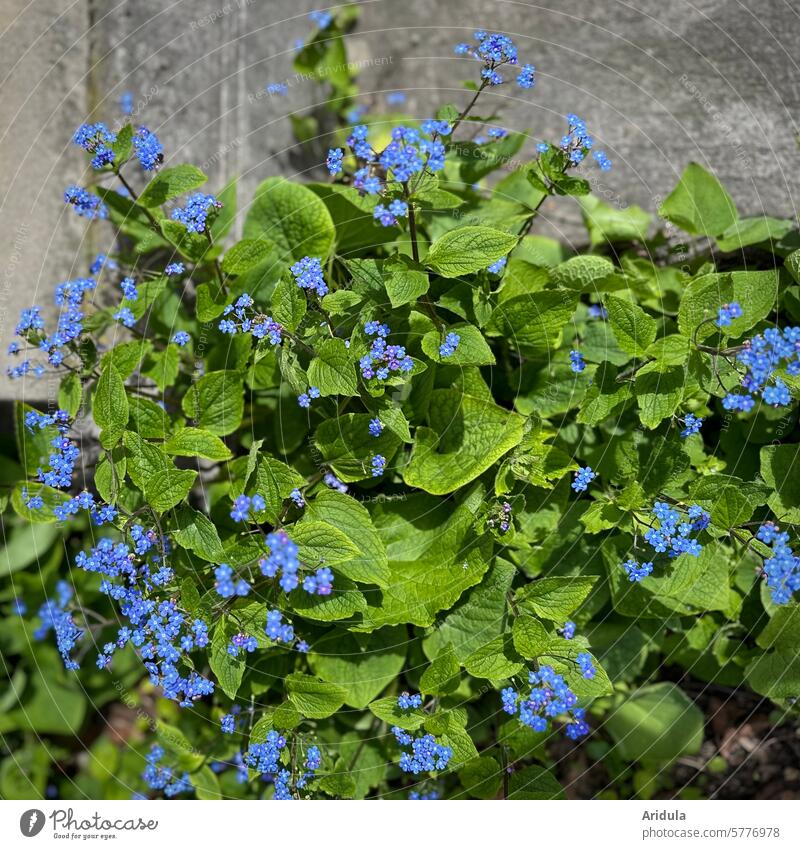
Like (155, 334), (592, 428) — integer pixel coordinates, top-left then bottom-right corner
(2, 0), (799, 401)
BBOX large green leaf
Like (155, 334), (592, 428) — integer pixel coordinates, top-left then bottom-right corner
(404, 390), (525, 495)
(243, 176), (335, 261)
(658, 162), (738, 237)
(426, 226), (518, 278)
(181, 370), (244, 436)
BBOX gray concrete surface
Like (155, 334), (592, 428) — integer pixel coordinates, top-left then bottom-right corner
(2, 0), (800, 401)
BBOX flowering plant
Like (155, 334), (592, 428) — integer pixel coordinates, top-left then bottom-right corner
(3, 9), (800, 801)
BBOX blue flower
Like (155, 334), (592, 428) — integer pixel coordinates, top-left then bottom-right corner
(132, 126), (163, 171)
(592, 150), (612, 171)
(165, 262), (184, 276)
(172, 331), (190, 346)
(756, 521), (800, 604)
(560, 620), (576, 640)
(715, 301), (743, 328)
(570, 350), (586, 373)
(326, 147), (344, 175)
(487, 256), (507, 274)
(72, 122), (117, 168)
(623, 558), (654, 582)
(120, 277), (138, 300)
(576, 651), (595, 680)
(113, 307), (136, 327)
(171, 193), (222, 233)
(369, 417), (383, 437)
(439, 332), (460, 358)
(64, 185), (107, 219)
(680, 413), (703, 437)
(220, 714), (236, 734)
(517, 63), (536, 88)
(393, 728), (452, 774)
(371, 454), (386, 477)
(290, 256), (328, 297)
(397, 692), (423, 709)
(572, 466), (595, 493)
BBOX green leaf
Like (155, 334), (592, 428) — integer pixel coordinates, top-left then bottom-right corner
(127, 395), (170, 439)
(487, 290), (579, 356)
(426, 226), (518, 278)
(144, 468), (197, 512)
(159, 220), (211, 262)
(15, 402), (57, 476)
(508, 766), (565, 799)
(196, 282), (228, 322)
(308, 628), (407, 708)
(756, 605), (800, 652)
(164, 427), (232, 461)
(604, 683), (704, 764)
(244, 176), (335, 261)
(138, 164), (207, 208)
(421, 323), (495, 366)
(576, 362), (633, 425)
(101, 339), (152, 378)
(511, 615), (550, 659)
(123, 430), (170, 489)
(459, 757), (502, 799)
(605, 295), (657, 357)
(315, 413), (402, 482)
(745, 650), (800, 698)
(307, 338), (358, 397)
(715, 216), (793, 252)
(221, 238), (275, 275)
(368, 696), (425, 731)
(305, 490), (390, 587)
(420, 644), (461, 696)
(58, 373), (82, 418)
(760, 443), (800, 522)
(271, 275), (307, 332)
(634, 364), (685, 429)
(423, 560), (515, 662)
(209, 617), (245, 699)
(464, 634), (524, 680)
(248, 453), (306, 524)
(678, 270), (778, 341)
(181, 370), (244, 436)
(0, 522), (60, 577)
(169, 506), (225, 562)
(193, 766), (221, 800)
(658, 162), (738, 237)
(515, 576), (597, 621)
(549, 254), (616, 290)
(94, 363), (129, 448)
(285, 673), (346, 719)
(384, 264), (430, 307)
(292, 519), (360, 565)
(404, 390), (525, 495)
(579, 194), (651, 246)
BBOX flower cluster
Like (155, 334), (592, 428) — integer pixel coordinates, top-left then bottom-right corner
(370, 454), (386, 477)
(644, 502), (709, 557)
(576, 652), (595, 679)
(24, 409), (79, 490)
(72, 122), (116, 168)
(266, 609), (294, 643)
(572, 466), (595, 493)
(373, 199), (408, 228)
(132, 126), (163, 171)
(397, 692), (423, 709)
(291, 256), (328, 297)
(570, 350), (586, 373)
(588, 304), (608, 320)
(486, 500), (513, 534)
(326, 147), (343, 175)
(756, 522), (800, 605)
(369, 417), (383, 437)
(9, 275), (98, 378)
(214, 563), (251, 598)
(171, 193), (222, 233)
(298, 386), (321, 408)
(227, 632), (258, 657)
(559, 621), (576, 640)
(556, 113), (611, 170)
(392, 728), (452, 774)
(33, 580), (82, 670)
(360, 321), (413, 380)
(64, 185), (107, 219)
(439, 332), (460, 358)
(258, 529), (334, 597)
(454, 31), (534, 88)
(324, 471), (348, 493)
(622, 502), (710, 583)
(142, 745), (192, 797)
(716, 302), (743, 328)
(230, 493), (266, 522)
(218, 294), (284, 344)
(487, 256), (507, 274)
(680, 413), (703, 437)
(723, 326), (800, 413)
(500, 665), (589, 740)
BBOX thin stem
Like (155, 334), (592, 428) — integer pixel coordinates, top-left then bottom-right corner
(450, 80), (488, 136)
